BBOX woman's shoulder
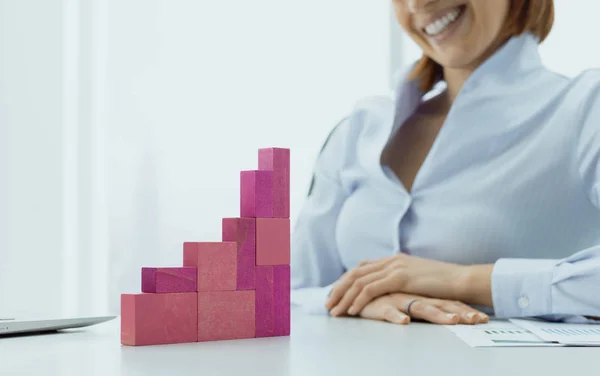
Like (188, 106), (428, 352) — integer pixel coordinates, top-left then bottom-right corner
(326, 94), (396, 148)
(323, 70), (422, 160)
(570, 68), (600, 83)
(559, 69), (600, 126)
(526, 68), (600, 127)
(348, 94), (397, 127)
(562, 69), (600, 100)
(314, 94), (396, 174)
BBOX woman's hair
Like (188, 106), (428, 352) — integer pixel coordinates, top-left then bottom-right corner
(409, 0), (555, 93)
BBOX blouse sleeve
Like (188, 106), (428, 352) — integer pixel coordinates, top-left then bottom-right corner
(491, 76), (600, 321)
(291, 116), (357, 315)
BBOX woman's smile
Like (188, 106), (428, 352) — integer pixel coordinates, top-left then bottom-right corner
(418, 4), (468, 44)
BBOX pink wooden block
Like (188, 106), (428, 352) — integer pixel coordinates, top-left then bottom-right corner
(183, 242), (236, 291)
(273, 265), (291, 336)
(255, 218), (290, 265)
(141, 267), (197, 293)
(121, 292), (197, 346)
(258, 148), (290, 218)
(198, 291), (255, 341)
(240, 170), (273, 218)
(222, 218), (255, 290)
(258, 148), (290, 171)
(255, 266), (274, 338)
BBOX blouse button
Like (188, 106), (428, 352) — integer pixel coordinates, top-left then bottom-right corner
(518, 296), (530, 309)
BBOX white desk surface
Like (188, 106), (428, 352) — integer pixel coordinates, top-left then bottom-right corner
(1, 308), (597, 376)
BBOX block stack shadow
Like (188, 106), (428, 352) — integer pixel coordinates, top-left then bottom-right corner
(121, 148), (291, 346)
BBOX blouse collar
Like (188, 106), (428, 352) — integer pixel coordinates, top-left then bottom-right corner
(393, 32), (545, 109)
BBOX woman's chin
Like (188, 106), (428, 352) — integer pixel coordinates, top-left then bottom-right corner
(432, 54), (480, 71)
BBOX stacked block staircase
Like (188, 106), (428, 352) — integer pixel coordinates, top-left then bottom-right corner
(121, 148), (290, 346)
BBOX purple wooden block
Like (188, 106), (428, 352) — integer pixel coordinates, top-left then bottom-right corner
(222, 217), (256, 290)
(273, 265), (290, 336)
(240, 170), (273, 218)
(255, 266), (274, 338)
(141, 267), (197, 293)
(258, 148), (290, 171)
(258, 148), (290, 218)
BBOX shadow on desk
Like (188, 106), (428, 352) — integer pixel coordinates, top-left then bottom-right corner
(0, 329), (87, 340)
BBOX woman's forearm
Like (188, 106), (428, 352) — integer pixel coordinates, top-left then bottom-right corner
(456, 264), (495, 308)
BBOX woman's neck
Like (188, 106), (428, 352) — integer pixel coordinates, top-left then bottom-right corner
(442, 67), (473, 104)
(441, 36), (509, 104)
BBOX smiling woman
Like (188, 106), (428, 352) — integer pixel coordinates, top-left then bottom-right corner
(402, 0), (554, 93)
(291, 0), (600, 326)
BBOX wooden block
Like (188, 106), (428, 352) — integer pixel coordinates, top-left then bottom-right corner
(121, 292), (197, 346)
(273, 265), (291, 336)
(183, 242), (236, 291)
(222, 218), (255, 290)
(255, 218), (290, 265)
(141, 267), (197, 293)
(198, 291), (255, 341)
(255, 266), (274, 338)
(258, 148), (290, 218)
(240, 170), (273, 218)
(258, 147), (290, 172)
(255, 265), (290, 338)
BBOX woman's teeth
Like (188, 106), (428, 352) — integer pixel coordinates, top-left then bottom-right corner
(424, 7), (462, 36)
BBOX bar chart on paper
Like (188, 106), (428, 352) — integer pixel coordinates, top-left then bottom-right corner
(511, 319), (600, 346)
(446, 321), (561, 347)
(449, 319), (600, 347)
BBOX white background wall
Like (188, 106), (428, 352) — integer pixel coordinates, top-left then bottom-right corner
(539, 1), (600, 76)
(106, 0), (391, 314)
(0, 0), (390, 316)
(3, 0), (600, 317)
(0, 0), (65, 317)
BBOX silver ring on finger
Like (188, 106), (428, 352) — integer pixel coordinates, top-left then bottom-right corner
(404, 298), (419, 315)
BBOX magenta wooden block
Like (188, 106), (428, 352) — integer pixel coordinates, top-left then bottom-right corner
(198, 291), (255, 341)
(183, 242), (237, 291)
(240, 170), (273, 218)
(222, 218), (255, 290)
(273, 265), (291, 336)
(258, 148), (290, 171)
(255, 218), (290, 265)
(121, 292), (197, 346)
(141, 267), (197, 293)
(255, 266), (274, 338)
(258, 148), (290, 218)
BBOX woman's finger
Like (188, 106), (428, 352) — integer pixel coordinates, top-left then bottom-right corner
(330, 270), (388, 317)
(357, 259), (375, 267)
(325, 260), (387, 311)
(448, 300), (489, 323)
(440, 302), (488, 325)
(348, 272), (404, 315)
(407, 300), (461, 325)
(360, 302), (410, 325)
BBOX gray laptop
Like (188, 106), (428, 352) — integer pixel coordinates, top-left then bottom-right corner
(0, 316), (116, 336)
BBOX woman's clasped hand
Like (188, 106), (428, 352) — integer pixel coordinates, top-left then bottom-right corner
(324, 253), (489, 325)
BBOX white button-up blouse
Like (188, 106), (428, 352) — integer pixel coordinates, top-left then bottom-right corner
(291, 33), (600, 322)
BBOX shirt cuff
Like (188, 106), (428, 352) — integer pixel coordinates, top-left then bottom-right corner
(491, 258), (558, 318)
(291, 284), (334, 316)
